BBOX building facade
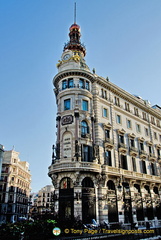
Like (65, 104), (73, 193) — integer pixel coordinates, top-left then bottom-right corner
(48, 21), (161, 227)
(36, 185), (54, 215)
(0, 144), (4, 179)
(0, 150), (31, 223)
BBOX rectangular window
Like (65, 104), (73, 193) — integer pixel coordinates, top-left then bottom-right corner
(79, 79), (85, 89)
(114, 97), (120, 106)
(121, 155), (128, 170)
(154, 132), (157, 140)
(119, 135), (124, 144)
(82, 100), (88, 111)
(105, 151), (112, 166)
(145, 128), (149, 136)
(86, 81), (89, 90)
(105, 129), (110, 139)
(136, 124), (141, 133)
(141, 160), (147, 174)
(140, 142), (144, 151)
(103, 108), (108, 118)
(64, 99), (71, 110)
(101, 89), (104, 98)
(68, 78), (74, 88)
(130, 139), (135, 147)
(151, 163), (155, 175)
(134, 107), (139, 116)
(81, 145), (92, 162)
(62, 80), (67, 89)
(157, 149), (160, 157)
(149, 146), (152, 154)
(125, 102), (130, 112)
(127, 119), (131, 129)
(116, 115), (121, 124)
(151, 116), (155, 125)
(142, 112), (147, 121)
(104, 90), (107, 99)
(156, 120), (160, 128)
(132, 157), (136, 172)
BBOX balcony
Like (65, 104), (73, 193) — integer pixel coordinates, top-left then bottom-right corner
(118, 143), (127, 154)
(48, 161), (101, 175)
(104, 138), (114, 149)
(102, 165), (120, 176)
(149, 153), (156, 161)
(81, 133), (91, 139)
(139, 150), (147, 159)
(129, 147), (138, 156)
(58, 84), (90, 94)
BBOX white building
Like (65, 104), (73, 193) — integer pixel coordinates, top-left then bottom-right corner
(37, 185), (54, 214)
(0, 149), (31, 223)
(48, 21), (161, 228)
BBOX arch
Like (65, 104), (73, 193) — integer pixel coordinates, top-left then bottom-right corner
(81, 120), (89, 137)
(79, 174), (97, 187)
(134, 184), (141, 193)
(144, 185), (150, 194)
(59, 177), (74, 221)
(82, 177), (94, 188)
(153, 186), (159, 194)
(107, 180), (115, 191)
(60, 177), (73, 189)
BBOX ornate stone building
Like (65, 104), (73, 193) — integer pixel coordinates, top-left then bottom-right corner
(48, 21), (161, 227)
(0, 149), (31, 223)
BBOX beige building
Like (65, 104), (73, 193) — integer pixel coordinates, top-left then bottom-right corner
(36, 185), (54, 214)
(0, 149), (31, 223)
(48, 21), (161, 227)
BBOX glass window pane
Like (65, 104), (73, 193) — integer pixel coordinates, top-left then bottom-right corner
(79, 79), (84, 88)
(82, 100), (88, 111)
(62, 80), (67, 89)
(81, 121), (88, 136)
(64, 99), (70, 110)
(103, 108), (107, 117)
(68, 79), (73, 88)
(86, 81), (89, 90)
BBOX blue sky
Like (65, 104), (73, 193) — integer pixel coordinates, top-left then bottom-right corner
(1, 0), (161, 192)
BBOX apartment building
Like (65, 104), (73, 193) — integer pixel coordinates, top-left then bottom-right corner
(0, 149), (31, 223)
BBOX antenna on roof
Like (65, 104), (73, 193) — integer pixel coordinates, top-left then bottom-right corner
(74, 2), (76, 23)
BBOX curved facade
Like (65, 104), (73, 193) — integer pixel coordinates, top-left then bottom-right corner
(48, 21), (161, 227)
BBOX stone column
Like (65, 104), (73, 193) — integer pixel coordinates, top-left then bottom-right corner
(74, 186), (82, 220)
(56, 116), (61, 160)
(116, 187), (124, 224)
(74, 112), (80, 161)
(130, 183), (137, 223)
(98, 186), (108, 223)
(91, 116), (95, 144)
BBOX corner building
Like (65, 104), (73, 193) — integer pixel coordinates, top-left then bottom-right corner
(48, 21), (161, 227)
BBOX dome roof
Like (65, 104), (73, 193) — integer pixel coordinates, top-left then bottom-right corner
(69, 23), (80, 32)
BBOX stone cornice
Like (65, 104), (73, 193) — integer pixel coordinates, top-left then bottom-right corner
(95, 76), (161, 120)
(53, 69), (95, 86)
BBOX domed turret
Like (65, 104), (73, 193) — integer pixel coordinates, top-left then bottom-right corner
(64, 22), (86, 57)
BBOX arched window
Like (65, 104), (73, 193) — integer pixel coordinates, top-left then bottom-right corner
(81, 121), (89, 137)
(82, 177), (94, 188)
